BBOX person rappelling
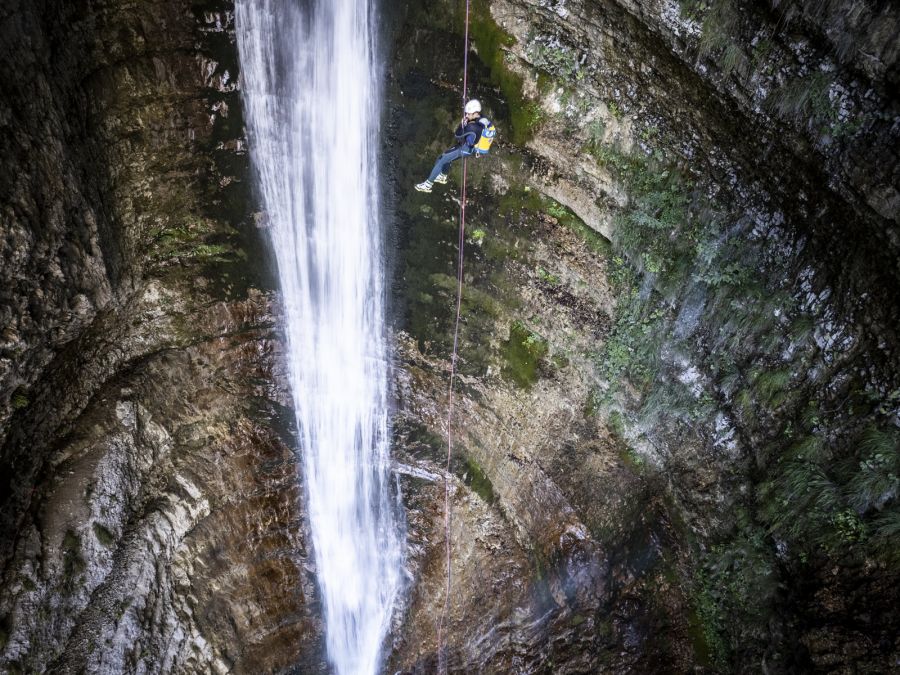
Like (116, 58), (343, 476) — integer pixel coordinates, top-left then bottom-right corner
(415, 99), (496, 193)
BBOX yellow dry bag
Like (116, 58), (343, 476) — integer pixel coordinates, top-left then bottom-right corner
(475, 117), (496, 155)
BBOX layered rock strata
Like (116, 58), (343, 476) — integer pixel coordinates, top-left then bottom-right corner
(0, 2), (324, 671)
(386, 0), (899, 671)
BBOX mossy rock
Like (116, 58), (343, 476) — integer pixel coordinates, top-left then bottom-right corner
(10, 389), (29, 410)
(467, 2), (538, 144)
(93, 522), (116, 549)
(501, 320), (548, 388)
(463, 456), (496, 504)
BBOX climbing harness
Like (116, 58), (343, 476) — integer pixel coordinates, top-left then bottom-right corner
(437, 0), (471, 672)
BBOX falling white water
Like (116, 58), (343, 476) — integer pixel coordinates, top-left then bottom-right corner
(235, 2), (402, 673)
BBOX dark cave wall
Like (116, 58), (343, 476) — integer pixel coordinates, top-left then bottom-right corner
(1, 0), (125, 442)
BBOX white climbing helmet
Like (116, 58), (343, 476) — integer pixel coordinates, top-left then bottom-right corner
(464, 99), (482, 115)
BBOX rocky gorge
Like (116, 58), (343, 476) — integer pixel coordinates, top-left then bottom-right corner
(1, 0), (898, 673)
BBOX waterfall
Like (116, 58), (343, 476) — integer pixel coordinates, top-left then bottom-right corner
(235, 2), (402, 673)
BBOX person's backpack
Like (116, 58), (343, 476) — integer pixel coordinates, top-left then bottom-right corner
(475, 117), (497, 155)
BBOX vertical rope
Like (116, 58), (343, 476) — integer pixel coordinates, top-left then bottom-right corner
(436, 1), (470, 672)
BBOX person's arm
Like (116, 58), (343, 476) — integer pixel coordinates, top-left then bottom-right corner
(454, 121), (480, 148)
(454, 122), (471, 146)
(470, 121), (483, 147)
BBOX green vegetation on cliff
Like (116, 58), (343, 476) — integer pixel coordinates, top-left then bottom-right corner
(392, 0), (900, 669)
(501, 321), (548, 387)
(467, 3), (540, 144)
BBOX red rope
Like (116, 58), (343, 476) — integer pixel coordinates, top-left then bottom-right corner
(437, 0), (470, 672)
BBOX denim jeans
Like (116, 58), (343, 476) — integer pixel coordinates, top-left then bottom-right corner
(427, 145), (473, 182)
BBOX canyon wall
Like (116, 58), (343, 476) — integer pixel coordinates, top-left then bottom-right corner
(1, 0), (897, 672)
(0, 2), (324, 671)
(387, 0), (899, 671)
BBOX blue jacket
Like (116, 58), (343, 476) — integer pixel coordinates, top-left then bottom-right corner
(454, 120), (483, 149)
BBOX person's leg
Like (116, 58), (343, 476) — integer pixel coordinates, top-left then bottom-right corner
(427, 147), (463, 182)
(439, 147), (461, 176)
(445, 146), (473, 174)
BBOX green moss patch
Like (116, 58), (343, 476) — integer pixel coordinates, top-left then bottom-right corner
(468, 3), (539, 144)
(618, 445), (646, 471)
(544, 197), (612, 255)
(93, 522), (116, 549)
(463, 456), (496, 504)
(501, 321), (548, 388)
(10, 389), (29, 410)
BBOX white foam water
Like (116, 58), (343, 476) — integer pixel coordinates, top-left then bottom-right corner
(235, 2), (402, 673)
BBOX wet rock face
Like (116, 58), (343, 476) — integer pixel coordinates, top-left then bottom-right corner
(387, 0), (899, 671)
(489, 0), (899, 337)
(0, 0), (119, 437)
(384, 5), (704, 658)
(3, 293), (323, 674)
(389, 334), (613, 674)
(1, 1), (324, 672)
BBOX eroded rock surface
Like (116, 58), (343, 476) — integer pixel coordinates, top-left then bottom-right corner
(1, 1), (324, 672)
(386, 0), (899, 671)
